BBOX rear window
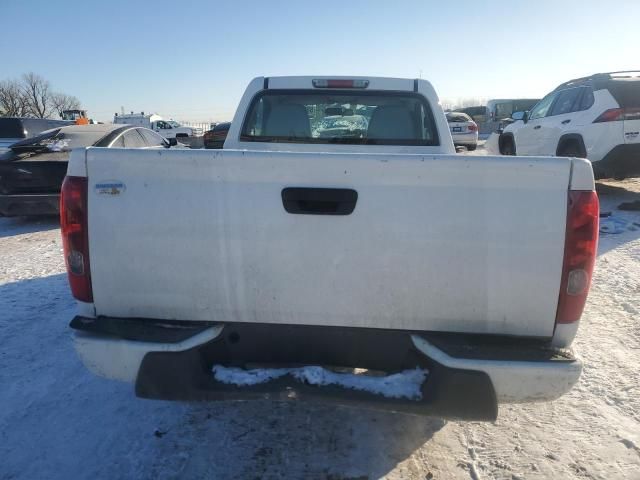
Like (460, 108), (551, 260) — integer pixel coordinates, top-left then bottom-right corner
(21, 119), (69, 137)
(606, 79), (640, 108)
(0, 119), (26, 139)
(9, 128), (108, 153)
(458, 106), (487, 117)
(446, 113), (471, 123)
(241, 90), (439, 146)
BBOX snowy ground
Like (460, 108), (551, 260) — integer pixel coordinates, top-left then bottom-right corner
(1, 160), (639, 479)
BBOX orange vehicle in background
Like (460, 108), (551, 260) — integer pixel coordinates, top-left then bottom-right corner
(61, 109), (90, 125)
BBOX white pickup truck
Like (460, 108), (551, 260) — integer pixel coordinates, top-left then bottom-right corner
(113, 113), (203, 139)
(62, 76), (599, 420)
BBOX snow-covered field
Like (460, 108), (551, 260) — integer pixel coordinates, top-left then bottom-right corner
(1, 170), (639, 479)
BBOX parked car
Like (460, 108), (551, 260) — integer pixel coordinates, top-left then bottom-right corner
(203, 122), (231, 149)
(446, 112), (478, 150)
(0, 124), (177, 216)
(114, 113), (203, 138)
(499, 71), (640, 179)
(64, 76), (596, 421)
(0, 117), (70, 154)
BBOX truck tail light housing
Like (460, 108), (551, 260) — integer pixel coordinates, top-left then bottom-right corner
(60, 176), (93, 302)
(555, 191), (599, 324)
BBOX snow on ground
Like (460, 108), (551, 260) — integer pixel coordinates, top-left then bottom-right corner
(1, 170), (639, 480)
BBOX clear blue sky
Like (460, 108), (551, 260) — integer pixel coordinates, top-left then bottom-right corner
(2, 0), (638, 122)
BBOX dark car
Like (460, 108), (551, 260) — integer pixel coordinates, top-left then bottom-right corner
(203, 122), (231, 149)
(0, 124), (176, 216)
(0, 117), (71, 153)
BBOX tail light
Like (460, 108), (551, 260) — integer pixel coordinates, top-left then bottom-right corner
(555, 191), (599, 324)
(593, 107), (640, 123)
(60, 176), (93, 302)
(312, 79), (369, 89)
(467, 123), (478, 132)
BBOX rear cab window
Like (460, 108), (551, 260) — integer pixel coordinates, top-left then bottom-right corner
(240, 90), (439, 146)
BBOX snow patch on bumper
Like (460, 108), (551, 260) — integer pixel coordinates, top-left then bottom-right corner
(212, 365), (428, 400)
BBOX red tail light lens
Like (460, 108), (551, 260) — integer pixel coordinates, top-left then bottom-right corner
(593, 108), (624, 123)
(555, 191), (599, 324)
(312, 79), (369, 89)
(60, 176), (93, 302)
(467, 123), (478, 132)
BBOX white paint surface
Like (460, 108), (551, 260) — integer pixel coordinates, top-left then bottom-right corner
(83, 147), (572, 337)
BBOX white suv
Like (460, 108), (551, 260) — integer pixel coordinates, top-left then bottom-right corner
(499, 71), (640, 179)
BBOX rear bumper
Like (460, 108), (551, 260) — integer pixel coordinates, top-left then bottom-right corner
(592, 143), (640, 178)
(0, 193), (59, 216)
(451, 132), (478, 146)
(70, 317), (582, 420)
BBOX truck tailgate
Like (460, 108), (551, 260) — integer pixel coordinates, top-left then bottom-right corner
(85, 149), (570, 337)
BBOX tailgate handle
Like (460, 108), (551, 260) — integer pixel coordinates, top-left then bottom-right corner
(281, 187), (358, 215)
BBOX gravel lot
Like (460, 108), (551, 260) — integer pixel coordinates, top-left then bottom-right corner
(1, 152), (639, 479)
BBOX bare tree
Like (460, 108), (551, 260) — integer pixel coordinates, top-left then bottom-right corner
(52, 93), (82, 118)
(22, 72), (53, 118)
(0, 79), (29, 117)
(0, 73), (82, 119)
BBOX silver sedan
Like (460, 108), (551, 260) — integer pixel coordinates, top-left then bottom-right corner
(446, 112), (478, 151)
